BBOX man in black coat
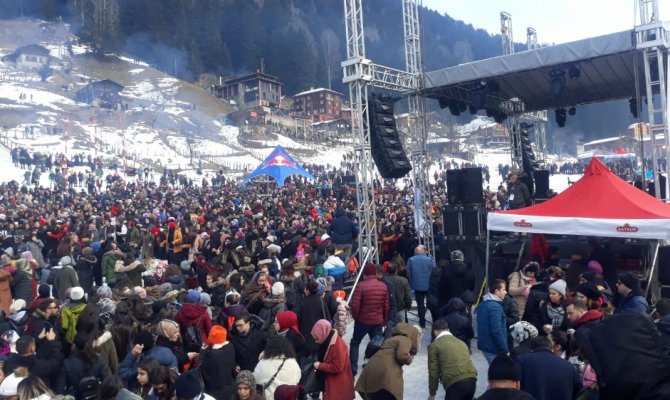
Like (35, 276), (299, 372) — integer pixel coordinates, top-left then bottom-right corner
(229, 311), (267, 372)
(328, 209), (357, 254)
(516, 336), (581, 400)
(439, 250), (475, 308)
(5, 332), (64, 390)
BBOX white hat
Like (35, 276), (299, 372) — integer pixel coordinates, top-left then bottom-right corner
(70, 286), (85, 301)
(272, 282), (285, 296)
(9, 299), (26, 315)
(321, 233), (330, 241)
(0, 372), (25, 396)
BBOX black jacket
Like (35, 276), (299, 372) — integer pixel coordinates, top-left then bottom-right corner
(440, 298), (474, 349)
(522, 282), (550, 328)
(63, 355), (108, 395)
(75, 255), (97, 294)
(328, 210), (357, 245)
(229, 321), (267, 371)
(657, 314), (670, 349)
(200, 344), (236, 400)
(155, 335), (189, 373)
(294, 294), (330, 354)
(516, 348), (581, 400)
(5, 340), (63, 387)
(587, 312), (670, 400)
(478, 388), (536, 400)
(439, 260), (475, 307)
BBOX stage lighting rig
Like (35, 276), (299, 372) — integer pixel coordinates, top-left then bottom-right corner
(568, 65), (581, 79)
(555, 108), (567, 127)
(549, 69), (566, 97)
(568, 106), (577, 116)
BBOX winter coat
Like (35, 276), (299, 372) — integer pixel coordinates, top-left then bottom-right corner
(439, 260), (475, 307)
(516, 348), (581, 400)
(26, 240), (45, 268)
(572, 309), (603, 364)
(101, 251), (121, 285)
(229, 322), (267, 371)
(508, 180), (531, 209)
(349, 275), (389, 326)
(315, 330), (355, 400)
(217, 304), (247, 330)
(427, 266), (443, 311)
(616, 291), (650, 315)
(657, 314), (670, 348)
(258, 294), (287, 332)
(427, 332), (477, 394)
(477, 294), (509, 355)
(63, 354), (108, 395)
(441, 298), (474, 349)
(407, 253), (434, 291)
(334, 301), (350, 337)
(502, 294), (521, 328)
(60, 302), (87, 344)
(53, 264), (79, 301)
(5, 340), (63, 383)
(586, 312), (670, 400)
(160, 228), (184, 254)
(155, 335), (189, 373)
(175, 303), (213, 342)
(114, 260), (145, 288)
(522, 282), (550, 328)
(328, 210), (357, 245)
(508, 271), (534, 316)
(478, 388), (536, 400)
(11, 269), (34, 304)
(537, 300), (570, 333)
(253, 356), (302, 400)
(200, 344), (236, 400)
(355, 323), (420, 400)
(75, 255), (97, 294)
(93, 330), (119, 375)
(294, 293), (331, 354)
(386, 274), (412, 313)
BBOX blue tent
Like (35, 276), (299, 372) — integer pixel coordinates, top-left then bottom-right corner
(243, 145), (315, 187)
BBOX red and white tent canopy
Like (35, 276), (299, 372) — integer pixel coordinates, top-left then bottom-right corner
(487, 157), (670, 239)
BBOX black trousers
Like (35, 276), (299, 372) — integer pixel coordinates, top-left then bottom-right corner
(444, 378), (476, 400)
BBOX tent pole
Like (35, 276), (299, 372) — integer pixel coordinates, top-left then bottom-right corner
(485, 231), (491, 290)
(515, 235), (527, 271)
(646, 240), (661, 302)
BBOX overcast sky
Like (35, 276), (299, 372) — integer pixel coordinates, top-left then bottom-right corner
(422, 0), (669, 44)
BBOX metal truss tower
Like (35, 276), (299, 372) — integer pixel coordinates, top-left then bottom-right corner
(403, 0), (435, 257)
(342, 0), (434, 266)
(500, 12), (548, 171)
(637, 0), (669, 199)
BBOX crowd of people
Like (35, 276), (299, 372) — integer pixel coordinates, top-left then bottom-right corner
(0, 146), (668, 400)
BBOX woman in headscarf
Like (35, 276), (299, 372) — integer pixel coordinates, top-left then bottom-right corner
(155, 319), (196, 373)
(274, 311), (310, 364)
(311, 319), (355, 400)
(355, 323), (422, 400)
(240, 271), (271, 315)
(231, 370), (263, 400)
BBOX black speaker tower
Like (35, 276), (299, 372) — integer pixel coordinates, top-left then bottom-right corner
(368, 94), (412, 179)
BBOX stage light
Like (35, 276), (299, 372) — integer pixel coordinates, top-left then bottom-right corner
(447, 101), (461, 116)
(487, 81), (500, 93)
(471, 90), (486, 110)
(438, 98), (449, 109)
(568, 65), (581, 79)
(457, 102), (467, 113)
(493, 111), (507, 124)
(555, 108), (567, 128)
(469, 105), (477, 115)
(549, 69), (566, 97)
(568, 106), (577, 116)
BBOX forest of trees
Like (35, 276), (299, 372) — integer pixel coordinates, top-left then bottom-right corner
(0, 0), (637, 145)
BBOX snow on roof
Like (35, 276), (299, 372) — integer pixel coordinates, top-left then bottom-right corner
(582, 136), (627, 146)
(293, 87), (344, 97)
(455, 116), (497, 135)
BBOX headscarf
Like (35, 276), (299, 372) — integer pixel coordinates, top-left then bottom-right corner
(310, 319), (332, 344)
(276, 311), (303, 339)
(236, 370), (256, 388)
(157, 320), (180, 340)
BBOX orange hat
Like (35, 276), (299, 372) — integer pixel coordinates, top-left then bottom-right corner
(333, 290), (346, 302)
(207, 325), (228, 345)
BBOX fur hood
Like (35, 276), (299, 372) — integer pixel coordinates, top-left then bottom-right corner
(115, 260), (142, 272)
(93, 331), (113, 347)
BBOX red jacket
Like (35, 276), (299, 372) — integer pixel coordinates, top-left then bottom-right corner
(175, 303), (212, 340)
(316, 333), (355, 400)
(350, 276), (389, 325)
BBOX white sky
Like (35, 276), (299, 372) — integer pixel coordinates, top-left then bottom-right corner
(422, 0), (669, 44)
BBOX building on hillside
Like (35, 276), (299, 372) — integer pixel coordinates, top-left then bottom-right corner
(211, 69), (283, 110)
(1, 44), (50, 71)
(75, 79), (124, 109)
(292, 87), (343, 122)
(582, 135), (640, 154)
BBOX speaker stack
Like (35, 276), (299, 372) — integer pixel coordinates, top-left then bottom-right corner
(444, 167), (486, 241)
(368, 94), (412, 179)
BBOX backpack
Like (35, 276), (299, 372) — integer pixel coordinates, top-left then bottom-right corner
(76, 376), (99, 400)
(184, 323), (202, 353)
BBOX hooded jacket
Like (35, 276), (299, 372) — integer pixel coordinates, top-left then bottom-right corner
(52, 263), (79, 301)
(616, 290), (649, 315)
(439, 260), (475, 306)
(175, 303), (213, 343)
(75, 255), (97, 294)
(60, 302), (87, 344)
(349, 274), (389, 326)
(441, 298), (474, 348)
(476, 293), (509, 355)
(327, 209), (357, 245)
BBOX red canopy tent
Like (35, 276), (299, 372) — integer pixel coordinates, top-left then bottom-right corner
(487, 157), (670, 239)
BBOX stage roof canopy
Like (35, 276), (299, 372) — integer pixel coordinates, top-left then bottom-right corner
(422, 27), (670, 115)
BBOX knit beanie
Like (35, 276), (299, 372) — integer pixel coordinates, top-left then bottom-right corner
(316, 282), (325, 297)
(618, 272), (640, 291)
(576, 282), (601, 301)
(488, 354), (522, 381)
(236, 370), (256, 388)
(187, 289), (201, 304)
(207, 325), (228, 345)
(272, 282), (285, 296)
(97, 284), (113, 299)
(59, 255), (73, 267)
(81, 247), (94, 257)
(200, 292), (211, 306)
(70, 287), (85, 301)
(175, 368), (202, 398)
(548, 279), (567, 297)
(587, 260), (603, 275)
(450, 250), (464, 262)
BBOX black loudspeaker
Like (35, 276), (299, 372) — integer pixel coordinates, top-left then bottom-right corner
(444, 205), (461, 237)
(534, 170), (550, 198)
(660, 174), (667, 201)
(446, 170), (462, 204)
(518, 174), (535, 197)
(462, 204), (486, 238)
(460, 167), (484, 204)
(369, 94), (412, 179)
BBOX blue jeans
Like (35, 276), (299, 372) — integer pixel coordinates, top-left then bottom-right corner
(349, 321), (383, 375)
(482, 351), (498, 365)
